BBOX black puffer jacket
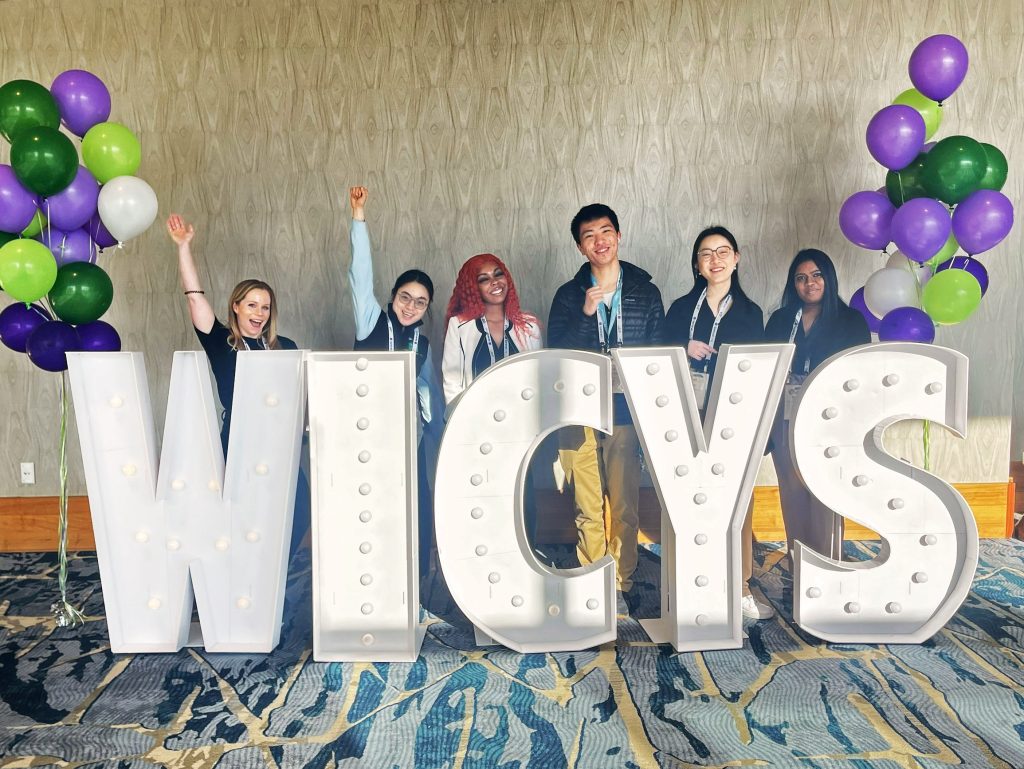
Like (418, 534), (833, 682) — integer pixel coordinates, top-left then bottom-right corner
(548, 261), (665, 351)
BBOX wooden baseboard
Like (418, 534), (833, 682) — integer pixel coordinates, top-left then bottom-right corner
(1, 482), (1013, 552)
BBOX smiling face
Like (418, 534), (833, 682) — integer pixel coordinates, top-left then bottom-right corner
(793, 259), (826, 306)
(475, 261), (508, 307)
(576, 216), (621, 269)
(695, 234), (739, 288)
(392, 281), (431, 326)
(232, 289), (272, 338)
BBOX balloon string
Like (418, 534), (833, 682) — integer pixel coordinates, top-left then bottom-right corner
(52, 371), (85, 628)
(923, 419), (931, 472)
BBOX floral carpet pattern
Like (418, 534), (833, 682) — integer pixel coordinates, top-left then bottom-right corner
(1, 541), (1023, 768)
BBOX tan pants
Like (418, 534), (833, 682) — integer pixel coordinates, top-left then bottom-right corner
(559, 425), (641, 590)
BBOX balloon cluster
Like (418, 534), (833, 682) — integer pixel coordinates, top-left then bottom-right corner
(0, 71), (158, 370)
(839, 35), (1013, 343)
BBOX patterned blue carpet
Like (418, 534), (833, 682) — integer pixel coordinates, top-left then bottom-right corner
(1, 540), (1023, 768)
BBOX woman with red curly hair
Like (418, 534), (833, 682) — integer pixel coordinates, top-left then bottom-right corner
(441, 254), (543, 407)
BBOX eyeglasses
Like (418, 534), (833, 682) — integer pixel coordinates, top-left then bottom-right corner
(794, 271), (824, 285)
(395, 291), (429, 310)
(696, 245), (735, 262)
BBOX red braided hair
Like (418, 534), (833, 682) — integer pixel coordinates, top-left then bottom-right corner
(445, 254), (537, 335)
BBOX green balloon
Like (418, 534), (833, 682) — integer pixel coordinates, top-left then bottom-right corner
(893, 88), (943, 140)
(0, 238), (58, 303)
(20, 209), (46, 238)
(922, 135), (987, 205)
(922, 269), (982, 325)
(885, 153), (929, 206)
(81, 122), (141, 183)
(929, 231), (959, 268)
(978, 143), (1008, 192)
(48, 262), (114, 325)
(10, 126), (79, 196)
(0, 80), (60, 144)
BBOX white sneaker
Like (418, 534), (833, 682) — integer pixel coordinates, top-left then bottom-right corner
(741, 593), (775, 620)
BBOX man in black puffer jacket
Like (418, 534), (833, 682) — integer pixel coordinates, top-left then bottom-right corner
(548, 203), (665, 593)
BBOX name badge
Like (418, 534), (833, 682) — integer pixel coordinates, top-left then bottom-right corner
(783, 374), (807, 421)
(690, 372), (708, 409)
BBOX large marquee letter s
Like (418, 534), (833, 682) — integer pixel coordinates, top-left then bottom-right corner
(791, 343), (978, 643)
(435, 350), (617, 653)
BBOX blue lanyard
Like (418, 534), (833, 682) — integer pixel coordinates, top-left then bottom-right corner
(386, 315), (419, 354)
(688, 288), (732, 373)
(593, 270), (623, 352)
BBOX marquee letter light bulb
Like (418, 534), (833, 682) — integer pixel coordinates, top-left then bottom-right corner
(790, 343), (977, 642)
(435, 350), (617, 653)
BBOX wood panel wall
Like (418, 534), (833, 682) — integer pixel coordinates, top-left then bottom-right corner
(0, 0), (1021, 496)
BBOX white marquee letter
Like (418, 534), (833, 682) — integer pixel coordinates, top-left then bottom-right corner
(791, 343), (977, 642)
(435, 350), (617, 653)
(615, 345), (792, 651)
(306, 352), (423, 662)
(67, 351), (306, 653)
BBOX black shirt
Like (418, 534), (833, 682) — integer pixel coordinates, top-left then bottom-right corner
(665, 288), (764, 384)
(471, 318), (520, 379)
(764, 303), (871, 375)
(195, 319), (298, 436)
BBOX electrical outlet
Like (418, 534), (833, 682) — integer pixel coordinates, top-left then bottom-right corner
(20, 462), (34, 485)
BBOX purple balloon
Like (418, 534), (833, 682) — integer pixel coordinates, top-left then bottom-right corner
(36, 227), (96, 267)
(839, 191), (895, 250)
(50, 70), (112, 138)
(849, 287), (881, 334)
(86, 213), (117, 250)
(76, 320), (121, 352)
(0, 302), (51, 353)
(25, 320), (81, 372)
(866, 105), (926, 171)
(909, 35), (969, 103)
(0, 165), (39, 232)
(879, 307), (936, 343)
(952, 189), (1014, 255)
(44, 166), (99, 231)
(891, 198), (952, 263)
(936, 256), (989, 296)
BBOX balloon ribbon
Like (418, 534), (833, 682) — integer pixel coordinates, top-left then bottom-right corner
(52, 371), (85, 628)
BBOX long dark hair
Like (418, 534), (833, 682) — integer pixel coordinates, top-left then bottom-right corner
(688, 225), (752, 303)
(779, 248), (843, 322)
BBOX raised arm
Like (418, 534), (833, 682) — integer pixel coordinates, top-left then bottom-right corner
(166, 214), (216, 333)
(347, 185), (382, 341)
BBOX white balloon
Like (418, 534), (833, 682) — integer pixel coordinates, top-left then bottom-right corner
(97, 175), (158, 243)
(885, 250), (913, 272)
(864, 267), (921, 317)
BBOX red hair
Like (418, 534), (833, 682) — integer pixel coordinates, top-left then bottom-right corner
(445, 254), (537, 335)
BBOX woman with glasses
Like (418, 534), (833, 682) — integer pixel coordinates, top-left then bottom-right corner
(346, 186), (442, 576)
(665, 225), (773, 620)
(764, 249), (870, 562)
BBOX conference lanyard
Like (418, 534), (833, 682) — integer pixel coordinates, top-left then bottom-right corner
(482, 315), (510, 365)
(386, 315), (420, 354)
(789, 308), (810, 375)
(594, 270), (624, 353)
(688, 288), (732, 373)
(242, 336), (265, 350)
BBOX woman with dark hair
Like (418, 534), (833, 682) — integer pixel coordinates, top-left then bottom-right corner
(166, 214), (307, 554)
(665, 225), (773, 620)
(441, 253), (542, 406)
(764, 248), (870, 560)
(346, 186), (442, 575)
